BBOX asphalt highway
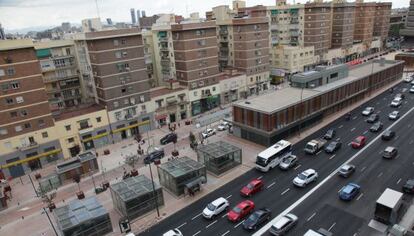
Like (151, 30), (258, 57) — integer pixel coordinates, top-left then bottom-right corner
(139, 80), (414, 236)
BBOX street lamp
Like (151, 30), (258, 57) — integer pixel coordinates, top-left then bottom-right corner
(146, 144), (160, 217)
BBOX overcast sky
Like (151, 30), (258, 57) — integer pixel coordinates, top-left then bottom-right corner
(0, 0), (409, 33)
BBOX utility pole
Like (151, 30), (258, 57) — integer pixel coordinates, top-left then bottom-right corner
(43, 207), (58, 236)
(146, 145), (160, 217)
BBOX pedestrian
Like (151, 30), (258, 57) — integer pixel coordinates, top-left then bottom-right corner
(178, 122), (181, 128)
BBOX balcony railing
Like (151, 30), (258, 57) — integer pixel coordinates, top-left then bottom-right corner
(219, 30), (228, 35)
(159, 37), (168, 42)
(18, 142), (38, 151)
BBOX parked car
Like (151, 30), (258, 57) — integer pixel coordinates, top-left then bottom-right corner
(362, 107), (374, 116)
(390, 97), (403, 107)
(279, 155), (298, 170)
(243, 208), (271, 230)
(339, 183), (361, 201)
(202, 197), (229, 219)
(160, 133), (177, 145)
(382, 130), (395, 141)
(382, 146), (398, 159)
(227, 200), (255, 222)
(351, 136), (366, 149)
(366, 114), (379, 123)
(240, 179), (264, 197)
(293, 169), (318, 187)
(143, 147), (165, 164)
(370, 121), (383, 132)
(323, 129), (336, 140)
(201, 128), (216, 139)
(388, 111), (400, 120)
(402, 179), (414, 193)
(338, 164), (356, 178)
(217, 121), (230, 131)
(269, 213), (298, 235)
(404, 77), (413, 83)
(163, 229), (183, 236)
(410, 86), (414, 93)
(325, 141), (342, 154)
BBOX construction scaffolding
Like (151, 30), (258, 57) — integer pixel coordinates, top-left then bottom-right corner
(197, 141), (242, 176)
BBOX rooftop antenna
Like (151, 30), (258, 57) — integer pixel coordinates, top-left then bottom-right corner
(95, 0), (101, 19)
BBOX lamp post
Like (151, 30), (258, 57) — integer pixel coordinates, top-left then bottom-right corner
(146, 144), (160, 217)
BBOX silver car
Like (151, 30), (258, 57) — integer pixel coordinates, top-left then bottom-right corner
(279, 155), (298, 170)
(269, 213), (298, 235)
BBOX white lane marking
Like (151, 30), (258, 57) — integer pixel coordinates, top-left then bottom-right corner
(267, 182), (276, 189)
(206, 220), (218, 229)
(329, 154), (336, 160)
(192, 230), (201, 236)
(328, 222), (337, 231)
(177, 222), (187, 229)
(347, 142), (352, 146)
(377, 110), (381, 114)
(226, 195), (232, 199)
(376, 102), (380, 105)
(294, 164), (301, 170)
(317, 150), (322, 155)
(353, 116), (357, 120)
(363, 130), (368, 134)
(192, 213), (202, 220)
(397, 178), (402, 184)
(307, 212), (317, 222)
(252, 106), (414, 236)
(221, 230), (230, 236)
(257, 175), (263, 180)
(410, 140), (414, 144)
(281, 188), (290, 195)
(222, 213), (228, 218)
(339, 125), (344, 129)
(395, 154), (400, 159)
(351, 127), (356, 132)
(395, 135), (399, 140)
(377, 172), (383, 178)
(357, 193), (364, 201)
(234, 220), (245, 228)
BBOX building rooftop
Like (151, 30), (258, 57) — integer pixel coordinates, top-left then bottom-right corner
(0, 39), (34, 51)
(110, 175), (161, 202)
(150, 87), (186, 99)
(198, 141), (241, 158)
(54, 104), (105, 121)
(235, 60), (404, 114)
(158, 156), (205, 178)
(34, 40), (74, 49)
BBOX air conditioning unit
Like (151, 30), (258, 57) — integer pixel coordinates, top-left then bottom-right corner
(121, 80), (126, 84)
(125, 67), (131, 71)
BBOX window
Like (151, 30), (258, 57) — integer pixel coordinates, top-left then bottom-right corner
(65, 125), (71, 131)
(124, 99), (129, 105)
(1, 83), (9, 91)
(115, 51), (122, 59)
(212, 86), (216, 92)
(0, 128), (7, 135)
(42, 132), (48, 138)
(114, 101), (119, 108)
(38, 119), (45, 127)
(141, 105), (146, 110)
(6, 67), (15, 76)
(67, 137), (75, 143)
(24, 123), (31, 129)
(121, 88), (127, 93)
(194, 91), (198, 96)
(96, 117), (102, 122)
(115, 111), (122, 120)
(11, 82), (20, 89)
(114, 39), (119, 46)
(5, 98), (13, 104)
(197, 40), (206, 46)
(20, 110), (27, 117)
(15, 125), (22, 132)
(16, 96), (24, 103)
(121, 39), (126, 44)
(10, 111), (17, 117)
(122, 51), (128, 57)
(0, 69), (5, 77)
(78, 120), (90, 130)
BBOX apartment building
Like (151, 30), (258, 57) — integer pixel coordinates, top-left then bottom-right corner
(353, 1), (376, 45)
(218, 69), (247, 105)
(331, 1), (355, 49)
(35, 40), (84, 113)
(142, 30), (157, 88)
(271, 45), (319, 74)
(373, 2), (392, 46)
(77, 28), (152, 142)
(0, 40), (63, 178)
(171, 21), (221, 116)
(303, 1), (332, 59)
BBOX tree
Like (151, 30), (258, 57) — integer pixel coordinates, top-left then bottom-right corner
(37, 185), (56, 211)
(72, 173), (81, 192)
(189, 131), (196, 144)
(124, 154), (140, 170)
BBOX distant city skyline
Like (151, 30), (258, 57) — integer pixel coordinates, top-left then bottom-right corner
(0, 0), (409, 33)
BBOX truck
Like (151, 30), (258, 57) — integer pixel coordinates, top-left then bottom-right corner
(304, 138), (327, 155)
(374, 188), (404, 225)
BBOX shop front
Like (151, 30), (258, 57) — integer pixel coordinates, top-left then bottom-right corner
(155, 114), (167, 127)
(191, 95), (220, 116)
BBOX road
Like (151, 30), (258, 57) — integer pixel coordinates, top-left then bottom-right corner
(139, 80), (414, 236)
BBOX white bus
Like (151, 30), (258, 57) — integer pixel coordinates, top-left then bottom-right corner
(255, 140), (292, 172)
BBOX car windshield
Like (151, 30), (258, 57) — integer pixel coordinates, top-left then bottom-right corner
(248, 212), (260, 222)
(232, 206), (242, 213)
(298, 173), (307, 180)
(341, 165), (350, 172)
(246, 183), (254, 190)
(355, 137), (362, 143)
(207, 203), (216, 211)
(328, 142), (336, 148)
(342, 186), (354, 194)
(282, 157), (291, 164)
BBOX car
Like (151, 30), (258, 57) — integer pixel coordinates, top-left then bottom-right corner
(160, 133), (177, 145)
(351, 136), (366, 149)
(243, 208), (271, 230)
(269, 213), (298, 235)
(370, 121), (383, 132)
(410, 86), (414, 93)
(217, 121), (230, 131)
(201, 128), (216, 139)
(411, 79), (414, 86)
(362, 107), (374, 116)
(339, 183), (361, 201)
(366, 114), (379, 123)
(324, 141), (342, 154)
(402, 179), (414, 193)
(240, 179), (264, 197)
(202, 197), (230, 219)
(163, 228), (183, 236)
(403, 77), (413, 83)
(382, 130), (396, 140)
(143, 147), (165, 164)
(227, 200), (255, 222)
(323, 129), (336, 140)
(293, 169), (318, 187)
(390, 97), (402, 107)
(279, 155), (298, 170)
(338, 164), (356, 178)
(388, 111), (400, 120)
(383, 146), (398, 159)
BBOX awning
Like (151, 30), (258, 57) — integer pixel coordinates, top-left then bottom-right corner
(1, 149), (62, 169)
(112, 120), (150, 133)
(81, 132), (109, 143)
(155, 114), (168, 120)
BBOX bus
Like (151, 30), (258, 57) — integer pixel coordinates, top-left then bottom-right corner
(255, 140), (292, 172)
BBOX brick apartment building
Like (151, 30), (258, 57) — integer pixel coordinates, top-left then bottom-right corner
(331, 1), (355, 49)
(373, 2), (392, 46)
(353, 1), (376, 45)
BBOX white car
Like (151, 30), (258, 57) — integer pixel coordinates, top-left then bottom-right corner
(202, 128), (216, 139)
(390, 97), (402, 107)
(293, 169), (318, 187)
(388, 111), (400, 120)
(163, 228), (183, 236)
(217, 121), (230, 131)
(411, 80), (414, 86)
(202, 197), (229, 219)
(410, 86), (414, 93)
(362, 107), (374, 116)
(404, 77), (413, 83)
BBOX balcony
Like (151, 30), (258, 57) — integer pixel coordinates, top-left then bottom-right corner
(43, 73), (79, 83)
(219, 56), (228, 61)
(159, 37), (168, 42)
(18, 142), (38, 151)
(63, 93), (81, 100)
(220, 37), (229, 42)
(60, 83), (81, 90)
(219, 30), (228, 36)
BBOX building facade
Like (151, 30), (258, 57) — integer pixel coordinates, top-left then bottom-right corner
(373, 2), (392, 47)
(353, 1), (376, 45)
(331, 1), (355, 49)
(270, 45), (319, 74)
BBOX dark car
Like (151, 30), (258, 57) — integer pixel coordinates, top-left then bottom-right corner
(160, 133), (177, 145)
(242, 208), (271, 230)
(325, 141), (342, 154)
(323, 129), (336, 140)
(338, 164), (356, 178)
(339, 183), (361, 201)
(370, 121), (383, 133)
(366, 114), (379, 123)
(382, 146), (398, 159)
(403, 179), (414, 193)
(143, 147), (165, 164)
(382, 130), (395, 141)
